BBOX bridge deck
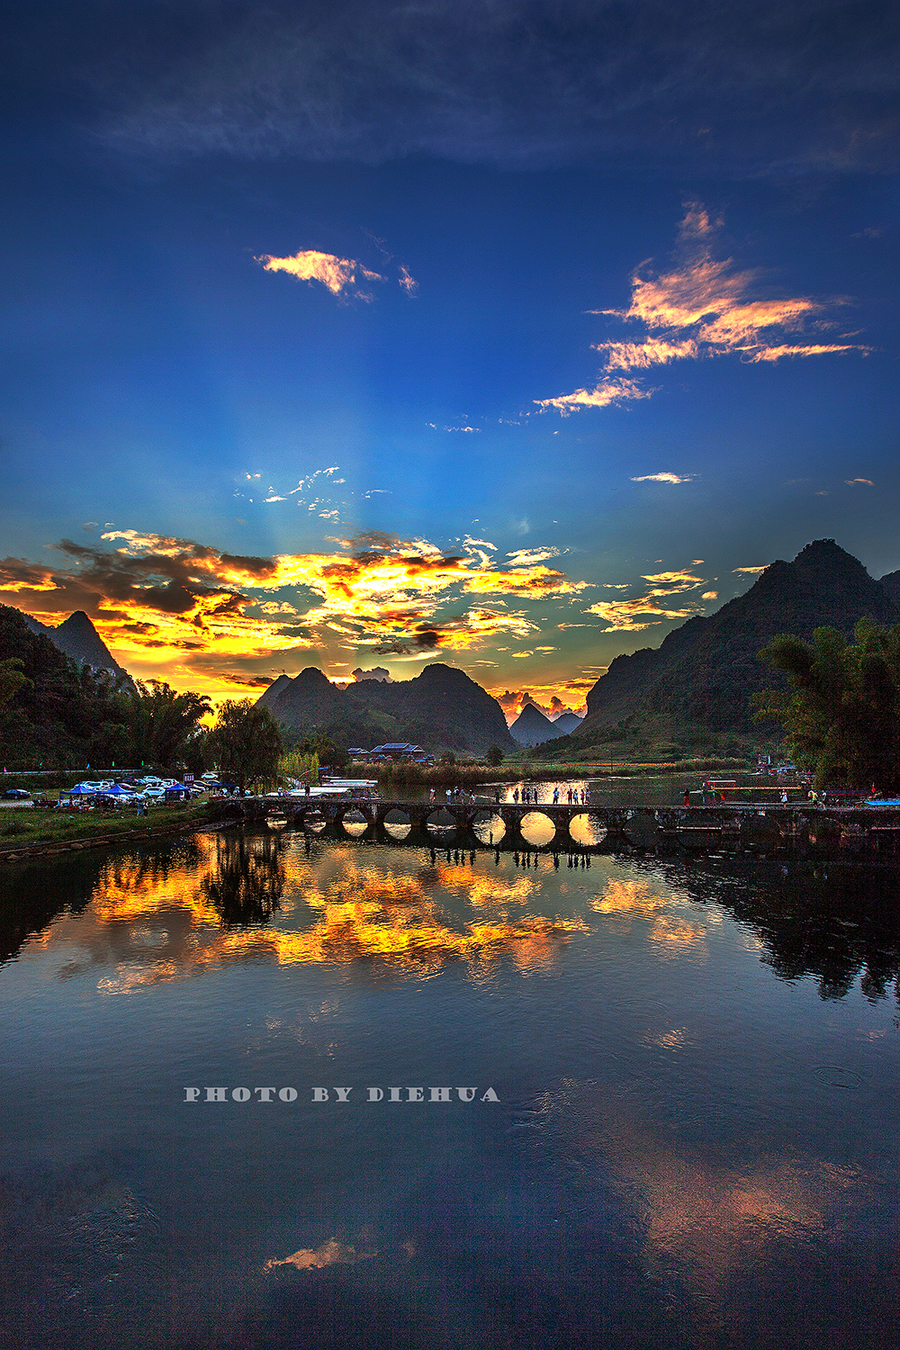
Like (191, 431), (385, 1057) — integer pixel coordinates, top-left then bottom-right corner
(230, 797), (900, 852)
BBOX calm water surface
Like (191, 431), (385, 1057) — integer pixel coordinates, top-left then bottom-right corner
(2, 827), (900, 1349)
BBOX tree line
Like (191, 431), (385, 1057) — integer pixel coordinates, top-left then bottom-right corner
(757, 618), (900, 792)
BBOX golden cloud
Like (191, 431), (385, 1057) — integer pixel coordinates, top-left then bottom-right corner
(534, 377), (650, 414)
(598, 338), (698, 370)
(256, 248), (383, 299)
(493, 686), (588, 722)
(584, 563), (708, 632)
(4, 528), (590, 698)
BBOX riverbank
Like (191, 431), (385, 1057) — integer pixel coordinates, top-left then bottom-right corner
(0, 800), (232, 862)
(371, 756), (750, 787)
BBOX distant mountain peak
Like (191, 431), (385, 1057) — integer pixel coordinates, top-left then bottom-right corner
(255, 661), (514, 754)
(14, 607), (127, 678)
(577, 537), (900, 741)
(510, 701), (567, 747)
(296, 666), (334, 685)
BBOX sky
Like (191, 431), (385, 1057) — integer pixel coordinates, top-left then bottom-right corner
(1, 1), (898, 719)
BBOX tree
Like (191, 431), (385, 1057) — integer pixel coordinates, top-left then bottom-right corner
(294, 732), (348, 770)
(208, 700), (283, 792)
(485, 745), (504, 766)
(756, 619), (900, 791)
(0, 607), (131, 767)
(0, 657), (28, 707)
(119, 680), (211, 769)
(279, 746), (319, 784)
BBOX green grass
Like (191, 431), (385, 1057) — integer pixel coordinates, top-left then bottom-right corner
(0, 800), (219, 849)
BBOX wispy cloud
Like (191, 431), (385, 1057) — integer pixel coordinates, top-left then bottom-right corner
(732, 564), (769, 574)
(846, 477), (874, 486)
(237, 464), (351, 522)
(505, 546), (563, 567)
(86, 3), (900, 178)
(535, 378), (649, 415)
(256, 248), (416, 301)
(537, 205), (869, 415)
(631, 473), (695, 485)
(398, 266), (418, 295)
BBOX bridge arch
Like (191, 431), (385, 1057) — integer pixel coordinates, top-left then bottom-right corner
(568, 812), (608, 847)
(381, 807), (412, 840)
(338, 806), (372, 838)
(471, 808), (506, 844)
(516, 810), (558, 847)
(424, 807), (457, 837)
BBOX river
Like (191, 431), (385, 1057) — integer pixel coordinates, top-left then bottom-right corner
(1, 826), (899, 1349)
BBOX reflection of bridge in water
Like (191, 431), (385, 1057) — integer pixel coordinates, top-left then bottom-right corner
(227, 797), (900, 856)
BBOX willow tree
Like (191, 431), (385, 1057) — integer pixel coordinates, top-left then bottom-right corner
(756, 619), (900, 791)
(208, 700), (283, 793)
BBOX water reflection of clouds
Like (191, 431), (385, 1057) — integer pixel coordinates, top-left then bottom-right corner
(41, 839), (585, 991)
(644, 1027), (689, 1051)
(531, 1081), (873, 1303)
(590, 876), (711, 960)
(648, 916), (708, 961)
(264, 1238), (377, 1272)
(264, 1233), (416, 1274)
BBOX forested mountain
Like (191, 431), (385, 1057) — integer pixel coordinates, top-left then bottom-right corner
(879, 569), (900, 606)
(0, 606), (130, 767)
(19, 609), (128, 678)
(546, 540), (900, 755)
(257, 662), (516, 755)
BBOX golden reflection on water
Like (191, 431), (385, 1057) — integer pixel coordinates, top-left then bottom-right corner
(589, 874), (716, 961)
(90, 836), (222, 926)
(41, 832), (587, 990)
(264, 1238), (377, 1272)
(648, 916), (708, 960)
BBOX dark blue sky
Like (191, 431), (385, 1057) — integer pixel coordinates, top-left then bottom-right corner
(2, 1), (898, 711)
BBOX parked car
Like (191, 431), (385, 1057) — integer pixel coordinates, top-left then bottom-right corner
(1, 788), (31, 800)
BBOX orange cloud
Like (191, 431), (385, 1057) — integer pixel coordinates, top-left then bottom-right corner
(534, 377), (650, 414)
(585, 563), (709, 632)
(538, 204), (868, 414)
(493, 686), (587, 723)
(598, 338), (698, 369)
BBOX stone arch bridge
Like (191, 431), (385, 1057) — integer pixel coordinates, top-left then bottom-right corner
(222, 796), (900, 854)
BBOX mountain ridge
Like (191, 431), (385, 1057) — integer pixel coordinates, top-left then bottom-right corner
(560, 539), (900, 752)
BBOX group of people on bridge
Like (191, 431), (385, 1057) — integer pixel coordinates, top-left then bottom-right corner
(512, 787), (588, 805)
